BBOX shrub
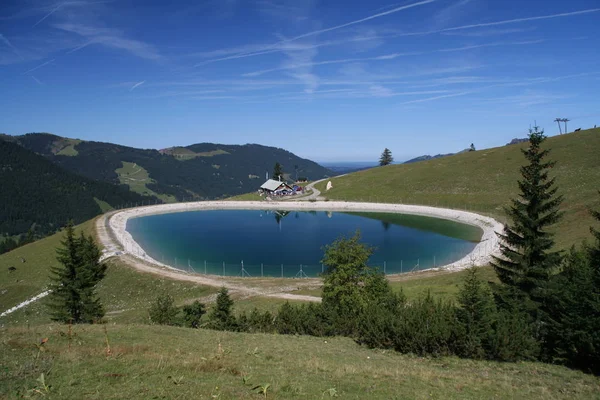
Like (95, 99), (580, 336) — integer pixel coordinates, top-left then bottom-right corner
(393, 293), (461, 357)
(238, 308), (276, 333)
(182, 300), (206, 328)
(274, 302), (332, 336)
(488, 309), (539, 361)
(149, 293), (179, 326)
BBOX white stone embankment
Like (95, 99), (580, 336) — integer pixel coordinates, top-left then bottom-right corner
(107, 201), (504, 274)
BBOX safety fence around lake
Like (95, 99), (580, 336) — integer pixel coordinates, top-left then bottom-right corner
(122, 245), (491, 278)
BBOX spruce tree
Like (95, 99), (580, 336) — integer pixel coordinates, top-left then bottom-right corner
(379, 148), (393, 166)
(273, 162), (283, 180)
(47, 223), (106, 323)
(456, 267), (496, 359)
(544, 200), (600, 372)
(590, 193), (600, 267)
(207, 287), (236, 330)
(492, 126), (563, 313)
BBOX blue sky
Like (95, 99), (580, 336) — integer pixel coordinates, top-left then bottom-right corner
(1, 0), (599, 162)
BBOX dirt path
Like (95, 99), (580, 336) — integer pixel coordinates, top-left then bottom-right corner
(95, 215), (321, 303)
(293, 175), (345, 201)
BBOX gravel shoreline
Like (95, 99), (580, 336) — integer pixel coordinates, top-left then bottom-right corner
(107, 201), (504, 274)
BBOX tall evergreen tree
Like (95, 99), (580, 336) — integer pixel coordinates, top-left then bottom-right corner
(455, 267), (496, 359)
(47, 223), (107, 323)
(379, 148), (393, 166)
(273, 162), (283, 180)
(590, 193), (600, 267)
(492, 126), (563, 313)
(207, 287), (237, 330)
(544, 199), (600, 372)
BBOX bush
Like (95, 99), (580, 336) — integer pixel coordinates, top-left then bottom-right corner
(149, 293), (179, 326)
(488, 309), (539, 361)
(276, 302), (331, 336)
(357, 292), (460, 356)
(182, 300), (206, 328)
(238, 308), (276, 333)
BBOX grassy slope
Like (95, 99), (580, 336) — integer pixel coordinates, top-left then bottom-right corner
(115, 161), (176, 203)
(0, 220), (218, 326)
(291, 266), (499, 301)
(53, 138), (81, 156)
(2, 324), (599, 399)
(165, 147), (230, 160)
(1, 220), (599, 397)
(315, 129), (600, 248)
(93, 198), (113, 213)
(0, 220), (95, 313)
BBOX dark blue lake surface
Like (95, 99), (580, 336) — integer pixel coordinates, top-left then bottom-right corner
(127, 210), (481, 277)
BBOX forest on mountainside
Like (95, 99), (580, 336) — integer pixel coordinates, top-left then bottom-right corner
(0, 139), (151, 241)
(9, 133), (334, 200)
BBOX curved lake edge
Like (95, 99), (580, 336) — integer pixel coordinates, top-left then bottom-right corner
(107, 201), (504, 276)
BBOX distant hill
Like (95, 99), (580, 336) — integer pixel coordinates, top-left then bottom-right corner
(0, 139), (149, 238)
(4, 133), (334, 201)
(404, 149), (470, 164)
(319, 161), (377, 174)
(506, 138), (529, 145)
(403, 153), (455, 164)
(316, 128), (600, 249)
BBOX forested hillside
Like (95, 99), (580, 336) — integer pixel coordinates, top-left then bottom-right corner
(6, 133), (333, 200)
(0, 140), (150, 239)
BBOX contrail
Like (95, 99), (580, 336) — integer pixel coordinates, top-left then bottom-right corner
(0, 33), (24, 60)
(31, 76), (44, 85)
(196, 0), (436, 67)
(440, 8), (600, 32)
(197, 7), (600, 67)
(23, 59), (55, 74)
(244, 40), (541, 77)
(286, 0), (436, 42)
(130, 80), (146, 91)
(33, 3), (62, 28)
(0, 33), (17, 50)
(66, 41), (95, 54)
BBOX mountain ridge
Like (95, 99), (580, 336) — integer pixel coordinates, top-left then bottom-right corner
(2, 133), (334, 201)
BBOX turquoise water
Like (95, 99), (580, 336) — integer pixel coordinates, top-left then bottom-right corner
(127, 210), (481, 277)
